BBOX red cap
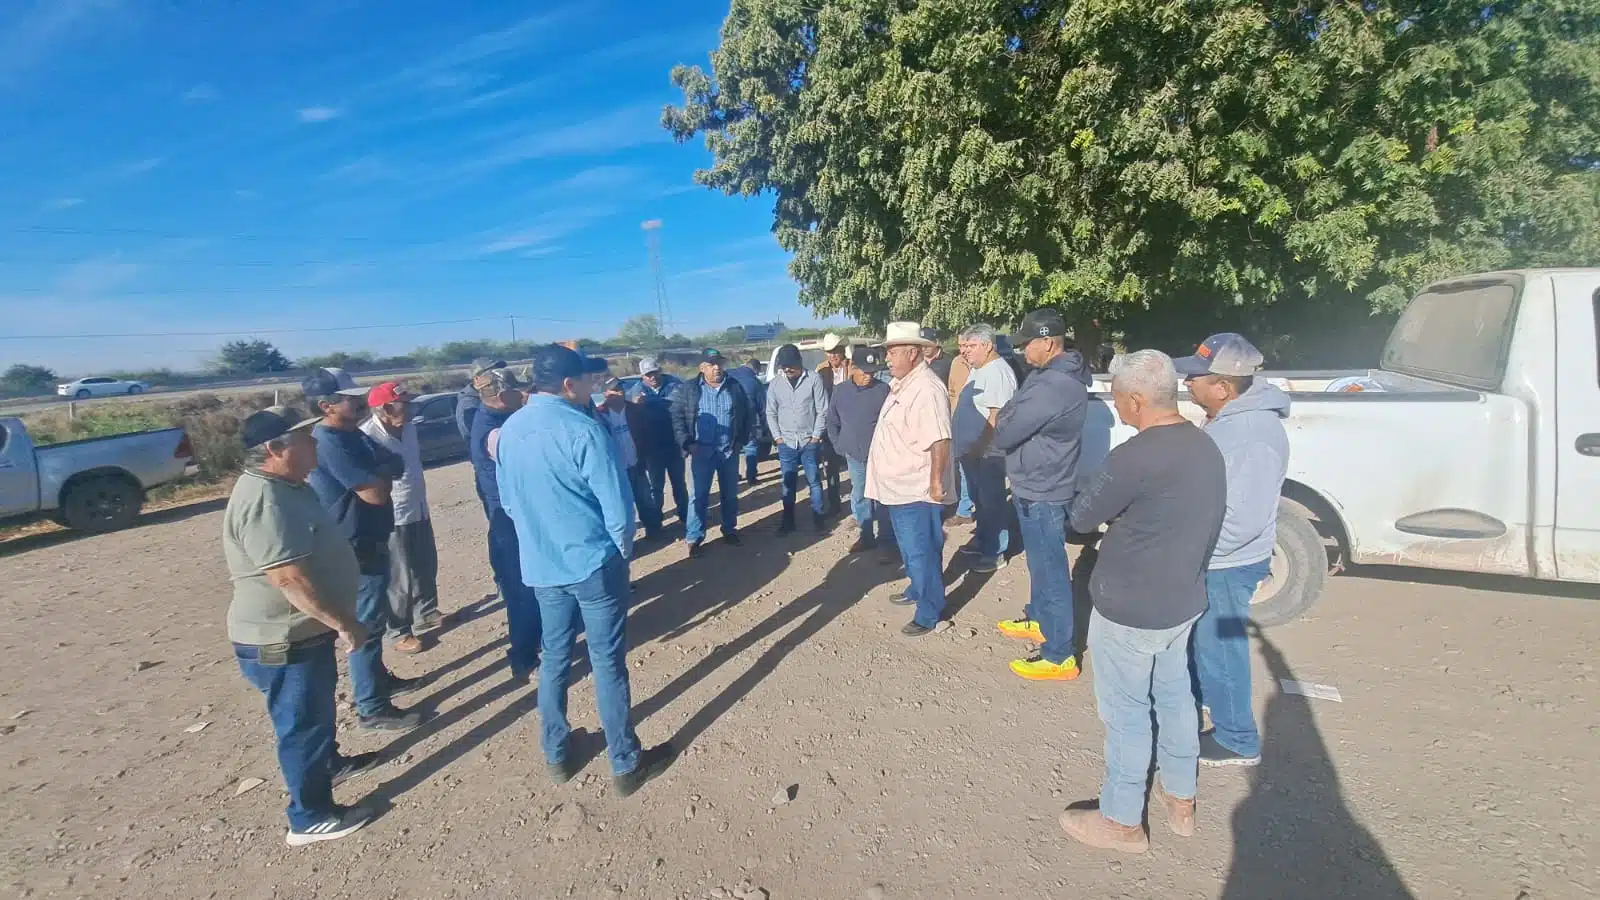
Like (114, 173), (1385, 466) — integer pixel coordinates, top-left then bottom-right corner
(366, 381), (411, 407)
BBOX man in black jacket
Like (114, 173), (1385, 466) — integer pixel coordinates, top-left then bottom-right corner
(825, 345), (894, 558)
(670, 348), (752, 557)
(989, 309), (1093, 683)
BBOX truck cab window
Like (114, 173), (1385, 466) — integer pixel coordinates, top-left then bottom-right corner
(1381, 280), (1518, 390)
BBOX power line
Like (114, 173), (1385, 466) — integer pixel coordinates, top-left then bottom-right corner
(0, 314), (615, 341)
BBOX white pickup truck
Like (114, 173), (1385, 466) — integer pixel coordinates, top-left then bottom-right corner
(0, 418), (195, 533)
(1081, 268), (1600, 625)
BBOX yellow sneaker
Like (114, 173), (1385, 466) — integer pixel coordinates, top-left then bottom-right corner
(996, 617), (1044, 642)
(1009, 654), (1080, 681)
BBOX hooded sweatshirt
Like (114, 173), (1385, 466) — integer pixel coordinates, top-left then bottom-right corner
(825, 375), (890, 463)
(991, 349), (1093, 503)
(765, 368), (830, 447)
(1205, 380), (1291, 569)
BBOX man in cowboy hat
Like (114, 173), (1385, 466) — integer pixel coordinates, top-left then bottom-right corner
(866, 322), (955, 637)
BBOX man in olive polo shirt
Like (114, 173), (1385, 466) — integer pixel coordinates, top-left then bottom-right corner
(224, 407), (385, 847)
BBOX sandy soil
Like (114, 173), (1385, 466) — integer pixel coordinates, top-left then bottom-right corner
(0, 459), (1595, 899)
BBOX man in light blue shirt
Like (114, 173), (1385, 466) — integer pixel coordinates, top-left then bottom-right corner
(495, 344), (676, 797)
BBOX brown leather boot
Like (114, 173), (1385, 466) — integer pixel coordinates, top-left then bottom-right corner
(1153, 782), (1196, 837)
(1059, 805), (1149, 853)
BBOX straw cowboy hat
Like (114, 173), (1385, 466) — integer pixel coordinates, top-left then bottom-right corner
(882, 321), (936, 348)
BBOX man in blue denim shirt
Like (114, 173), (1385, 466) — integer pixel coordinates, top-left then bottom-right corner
(669, 348), (752, 558)
(497, 344), (676, 796)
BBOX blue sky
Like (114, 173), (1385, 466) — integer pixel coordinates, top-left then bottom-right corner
(0, 0), (837, 375)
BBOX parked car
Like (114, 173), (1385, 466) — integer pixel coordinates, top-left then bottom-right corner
(1084, 267), (1600, 626)
(407, 392), (468, 463)
(56, 376), (150, 400)
(0, 417), (195, 532)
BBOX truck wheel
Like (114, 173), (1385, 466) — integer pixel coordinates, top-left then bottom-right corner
(61, 475), (143, 533)
(1249, 503), (1329, 627)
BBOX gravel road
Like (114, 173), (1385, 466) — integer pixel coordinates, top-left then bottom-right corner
(0, 459), (1594, 899)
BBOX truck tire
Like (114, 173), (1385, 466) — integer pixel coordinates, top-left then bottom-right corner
(60, 475), (144, 533)
(1249, 502), (1329, 627)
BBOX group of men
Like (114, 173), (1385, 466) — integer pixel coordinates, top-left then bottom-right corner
(222, 315), (1291, 857)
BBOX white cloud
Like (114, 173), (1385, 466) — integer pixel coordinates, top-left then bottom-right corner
(462, 105), (667, 171)
(182, 83), (218, 102)
(42, 196), (83, 210)
(475, 206), (614, 256)
(118, 156), (163, 176)
(297, 106), (342, 123)
(53, 255), (144, 295)
(0, 0), (124, 87)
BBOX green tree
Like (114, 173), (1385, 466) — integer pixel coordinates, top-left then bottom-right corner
(666, 0), (1600, 363)
(0, 363), (58, 395)
(212, 340), (292, 375)
(297, 351), (375, 371)
(617, 314), (670, 349)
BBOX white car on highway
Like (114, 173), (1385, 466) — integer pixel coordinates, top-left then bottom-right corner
(56, 376), (149, 400)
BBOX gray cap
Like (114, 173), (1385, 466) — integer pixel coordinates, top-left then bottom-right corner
(638, 356), (661, 375)
(1173, 333), (1264, 377)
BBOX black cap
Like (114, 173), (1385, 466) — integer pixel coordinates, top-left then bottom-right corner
(850, 345), (884, 373)
(241, 406), (317, 450)
(529, 344), (588, 391)
(918, 327), (940, 343)
(1017, 308), (1068, 345)
(469, 357), (507, 378)
(580, 353), (610, 374)
(774, 344), (803, 369)
(700, 347), (727, 363)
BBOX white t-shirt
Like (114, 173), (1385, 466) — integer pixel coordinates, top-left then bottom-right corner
(952, 356), (1018, 457)
(358, 417), (429, 525)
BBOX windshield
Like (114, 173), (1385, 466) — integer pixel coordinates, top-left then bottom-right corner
(1380, 277), (1520, 390)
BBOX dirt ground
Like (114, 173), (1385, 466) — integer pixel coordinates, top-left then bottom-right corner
(1, 459), (1595, 900)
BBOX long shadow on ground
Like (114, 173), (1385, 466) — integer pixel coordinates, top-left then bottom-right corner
(1223, 627), (1416, 899)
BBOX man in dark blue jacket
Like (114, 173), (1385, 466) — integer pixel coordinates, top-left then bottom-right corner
(670, 348), (753, 557)
(467, 367), (542, 684)
(455, 358), (506, 440)
(725, 355), (767, 485)
(989, 308), (1093, 683)
(825, 345), (894, 557)
(627, 357), (688, 530)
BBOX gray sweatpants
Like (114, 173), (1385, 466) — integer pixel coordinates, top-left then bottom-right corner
(386, 518), (439, 641)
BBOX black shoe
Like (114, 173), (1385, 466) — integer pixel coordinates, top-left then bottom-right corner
(547, 756), (581, 785)
(777, 518), (795, 535)
(613, 742), (677, 798)
(285, 805), (372, 847)
(847, 537), (878, 554)
(331, 751), (383, 788)
(888, 591), (915, 606)
(1199, 732), (1261, 768)
(811, 514), (827, 532)
(900, 621), (934, 637)
(358, 706), (425, 732)
(723, 532), (743, 547)
(877, 547), (899, 565)
(387, 674), (424, 699)
(688, 541), (705, 558)
(509, 664), (536, 686)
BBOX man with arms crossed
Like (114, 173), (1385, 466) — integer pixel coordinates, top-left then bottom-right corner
(990, 309), (1093, 682)
(953, 324), (1018, 572)
(868, 322), (955, 638)
(360, 381), (439, 653)
(224, 407), (382, 846)
(497, 344), (676, 796)
(1174, 333), (1290, 768)
(1062, 350), (1225, 853)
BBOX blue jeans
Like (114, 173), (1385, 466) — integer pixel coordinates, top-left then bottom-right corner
(888, 502), (945, 628)
(642, 450), (689, 524)
(961, 455), (1010, 557)
(351, 567), (394, 717)
(1015, 498), (1074, 664)
(778, 441), (824, 520)
(535, 553), (643, 776)
(955, 463), (974, 517)
(629, 464), (663, 534)
(1089, 609), (1201, 826)
(687, 449), (740, 543)
(742, 439), (761, 482)
(1195, 559), (1271, 757)
(488, 509), (542, 678)
(846, 456), (893, 544)
(234, 634), (340, 831)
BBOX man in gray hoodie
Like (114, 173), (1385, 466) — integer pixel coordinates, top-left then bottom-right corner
(766, 344), (831, 533)
(1174, 333), (1290, 768)
(990, 309), (1093, 683)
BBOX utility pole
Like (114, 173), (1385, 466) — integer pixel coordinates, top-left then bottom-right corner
(509, 313), (517, 343)
(641, 219), (670, 335)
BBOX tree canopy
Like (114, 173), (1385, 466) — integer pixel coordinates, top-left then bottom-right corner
(0, 364), (58, 396)
(666, 0), (1600, 362)
(212, 340), (292, 375)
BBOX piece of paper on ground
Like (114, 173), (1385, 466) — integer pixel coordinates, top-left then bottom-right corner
(1279, 679), (1343, 702)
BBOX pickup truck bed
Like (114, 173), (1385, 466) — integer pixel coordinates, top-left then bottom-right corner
(1, 419), (195, 532)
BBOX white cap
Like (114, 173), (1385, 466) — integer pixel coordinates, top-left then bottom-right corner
(637, 356), (661, 375)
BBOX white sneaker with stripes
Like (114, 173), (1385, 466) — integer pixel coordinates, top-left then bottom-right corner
(285, 806), (373, 847)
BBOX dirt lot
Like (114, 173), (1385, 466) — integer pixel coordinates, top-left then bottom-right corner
(1, 459), (1595, 899)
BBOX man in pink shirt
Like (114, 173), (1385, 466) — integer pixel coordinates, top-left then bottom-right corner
(866, 321), (955, 636)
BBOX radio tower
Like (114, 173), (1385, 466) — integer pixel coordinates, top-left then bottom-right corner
(641, 219), (671, 334)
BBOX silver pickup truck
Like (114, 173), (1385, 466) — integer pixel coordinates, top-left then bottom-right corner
(0, 417), (195, 533)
